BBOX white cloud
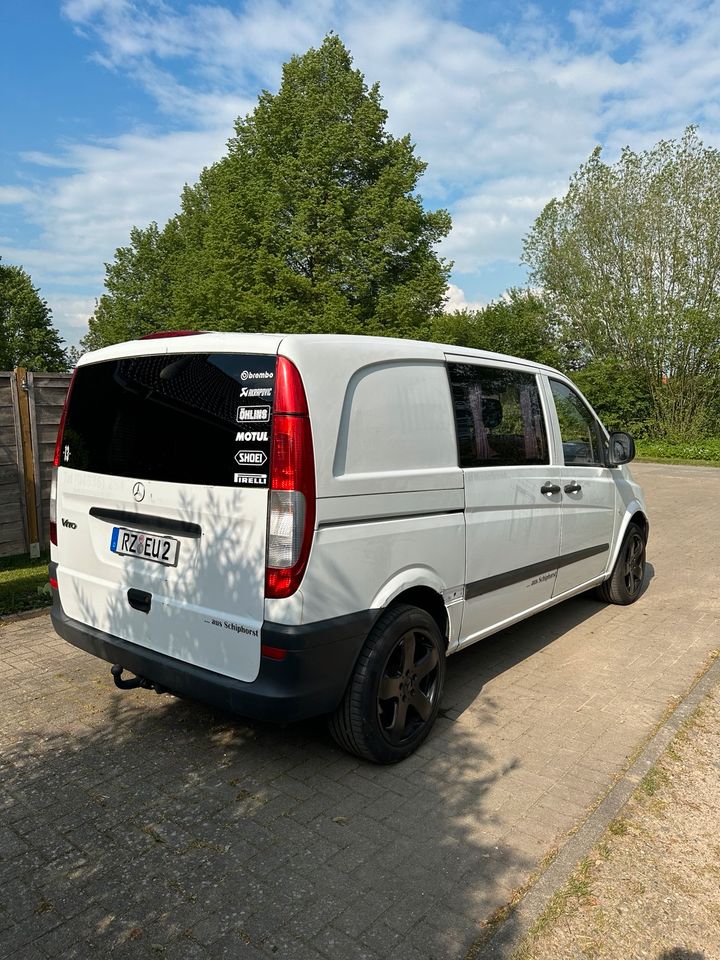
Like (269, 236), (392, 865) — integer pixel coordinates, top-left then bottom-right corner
(440, 176), (568, 271)
(443, 284), (486, 313)
(3, 127), (232, 343)
(0, 186), (36, 205)
(50, 294), (98, 332)
(9, 0), (720, 348)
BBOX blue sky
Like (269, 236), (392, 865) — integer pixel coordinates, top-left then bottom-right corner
(3, 0), (720, 349)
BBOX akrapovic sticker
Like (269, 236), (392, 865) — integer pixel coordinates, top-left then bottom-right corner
(239, 386), (272, 398)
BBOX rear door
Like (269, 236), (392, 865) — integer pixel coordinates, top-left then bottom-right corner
(55, 348), (278, 682)
(445, 358), (563, 645)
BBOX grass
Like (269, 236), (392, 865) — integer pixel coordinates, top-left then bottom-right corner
(0, 550), (52, 616)
(512, 688), (716, 960)
(635, 437), (720, 465)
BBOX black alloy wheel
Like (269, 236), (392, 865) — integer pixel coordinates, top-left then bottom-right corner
(329, 603), (446, 763)
(623, 528), (645, 598)
(377, 627), (441, 746)
(596, 520), (647, 605)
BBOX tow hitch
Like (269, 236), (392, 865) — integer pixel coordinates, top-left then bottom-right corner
(111, 664), (167, 694)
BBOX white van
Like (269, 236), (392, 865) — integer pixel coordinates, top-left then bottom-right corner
(50, 333), (648, 763)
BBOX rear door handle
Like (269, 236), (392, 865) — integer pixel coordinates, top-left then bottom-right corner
(127, 588), (152, 614)
(564, 481), (582, 494)
(540, 482), (561, 495)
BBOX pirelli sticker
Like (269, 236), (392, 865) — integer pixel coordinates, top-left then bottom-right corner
(234, 357), (275, 486)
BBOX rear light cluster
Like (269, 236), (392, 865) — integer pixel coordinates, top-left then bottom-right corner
(265, 357), (316, 599)
(50, 369), (77, 546)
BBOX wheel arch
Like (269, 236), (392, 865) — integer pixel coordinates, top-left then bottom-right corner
(607, 502), (649, 575)
(370, 569), (451, 647)
(384, 586), (449, 647)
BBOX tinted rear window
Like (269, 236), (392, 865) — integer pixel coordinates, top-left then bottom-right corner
(448, 363), (549, 467)
(61, 353), (276, 487)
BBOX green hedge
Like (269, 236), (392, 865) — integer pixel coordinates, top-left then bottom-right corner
(635, 438), (720, 464)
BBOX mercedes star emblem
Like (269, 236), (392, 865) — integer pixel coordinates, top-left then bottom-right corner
(132, 482), (146, 502)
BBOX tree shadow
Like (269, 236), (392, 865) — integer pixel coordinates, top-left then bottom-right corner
(21, 501), (660, 959)
(658, 950), (705, 960)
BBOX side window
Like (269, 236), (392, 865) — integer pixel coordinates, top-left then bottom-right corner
(550, 380), (604, 466)
(448, 364), (549, 467)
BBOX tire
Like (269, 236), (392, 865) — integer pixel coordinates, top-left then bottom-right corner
(329, 603), (446, 764)
(596, 522), (646, 605)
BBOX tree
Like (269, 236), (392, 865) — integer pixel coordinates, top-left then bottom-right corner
(0, 260), (67, 371)
(428, 289), (568, 369)
(81, 223), (181, 352)
(84, 35), (451, 350)
(523, 127), (720, 439)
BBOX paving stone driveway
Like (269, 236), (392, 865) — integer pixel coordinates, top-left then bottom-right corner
(1, 462), (718, 960)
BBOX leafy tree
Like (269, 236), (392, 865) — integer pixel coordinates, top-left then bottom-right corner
(81, 223), (181, 352)
(84, 35), (451, 350)
(0, 260), (67, 371)
(523, 127), (720, 439)
(571, 359), (655, 436)
(429, 289), (568, 368)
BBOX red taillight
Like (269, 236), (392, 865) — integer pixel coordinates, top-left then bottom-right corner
(265, 358), (315, 600)
(50, 468), (57, 546)
(49, 577), (58, 590)
(53, 369), (77, 468)
(260, 644), (288, 661)
(139, 330), (205, 339)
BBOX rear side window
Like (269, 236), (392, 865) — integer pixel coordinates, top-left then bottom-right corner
(448, 364), (549, 467)
(60, 353), (276, 487)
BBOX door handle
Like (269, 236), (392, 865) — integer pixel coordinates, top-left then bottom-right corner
(564, 481), (582, 494)
(540, 482), (561, 495)
(127, 588), (152, 614)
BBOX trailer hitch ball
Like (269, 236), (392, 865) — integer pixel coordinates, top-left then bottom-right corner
(111, 664), (152, 690)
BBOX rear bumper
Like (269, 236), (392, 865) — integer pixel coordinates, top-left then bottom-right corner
(49, 566), (374, 723)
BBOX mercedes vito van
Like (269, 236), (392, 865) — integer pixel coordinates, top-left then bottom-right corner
(50, 333), (648, 763)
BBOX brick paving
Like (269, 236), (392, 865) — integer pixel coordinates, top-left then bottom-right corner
(1, 462), (718, 960)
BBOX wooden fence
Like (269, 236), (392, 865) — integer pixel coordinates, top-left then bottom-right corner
(0, 369), (72, 558)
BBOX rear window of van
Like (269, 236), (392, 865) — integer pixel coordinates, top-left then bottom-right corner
(60, 353), (276, 487)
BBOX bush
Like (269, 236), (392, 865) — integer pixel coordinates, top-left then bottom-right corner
(635, 438), (720, 463)
(571, 359), (655, 437)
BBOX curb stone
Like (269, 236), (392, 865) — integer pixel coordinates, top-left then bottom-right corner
(0, 605), (52, 625)
(469, 651), (720, 960)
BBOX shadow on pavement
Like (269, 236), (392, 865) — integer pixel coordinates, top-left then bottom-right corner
(658, 951), (706, 960)
(1, 565), (659, 959)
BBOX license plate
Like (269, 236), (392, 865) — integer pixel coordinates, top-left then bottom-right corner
(110, 527), (180, 566)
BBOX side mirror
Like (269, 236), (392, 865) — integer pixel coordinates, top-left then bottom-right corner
(608, 432), (636, 466)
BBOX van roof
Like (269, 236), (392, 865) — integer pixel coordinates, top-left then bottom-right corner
(77, 331), (562, 377)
